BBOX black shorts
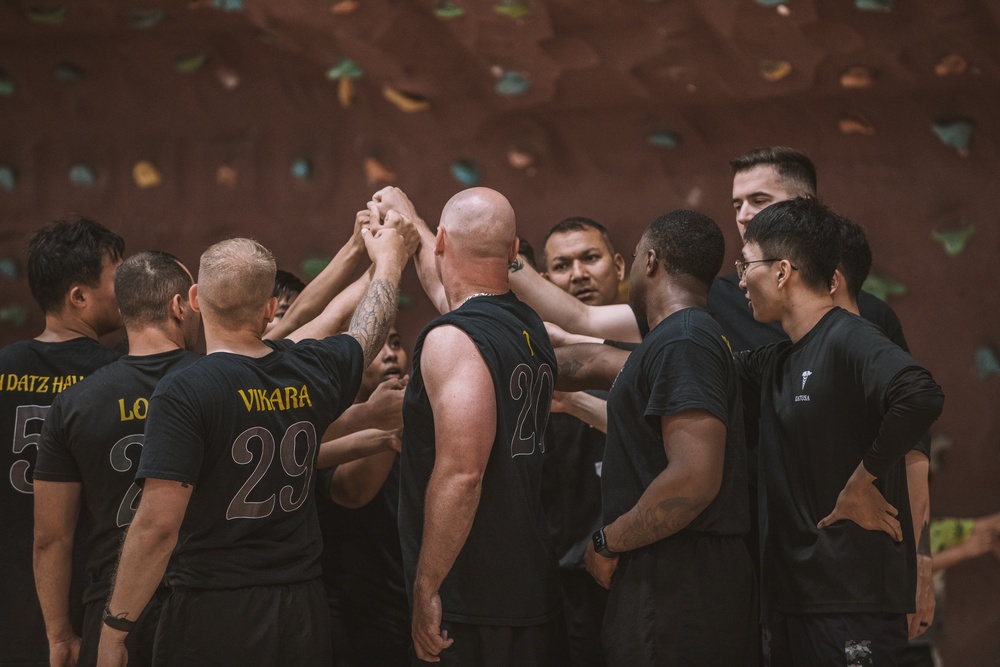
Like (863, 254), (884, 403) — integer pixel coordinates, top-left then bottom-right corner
(602, 533), (758, 667)
(411, 615), (567, 667)
(559, 568), (607, 667)
(79, 590), (165, 667)
(153, 579), (331, 667)
(766, 612), (907, 667)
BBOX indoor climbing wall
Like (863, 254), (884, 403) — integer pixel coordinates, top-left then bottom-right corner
(1, 0), (998, 660)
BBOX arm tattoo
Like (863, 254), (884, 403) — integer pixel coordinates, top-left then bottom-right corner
(348, 278), (400, 367)
(617, 496), (700, 552)
(509, 257), (524, 273)
(559, 358), (583, 379)
(917, 519), (931, 557)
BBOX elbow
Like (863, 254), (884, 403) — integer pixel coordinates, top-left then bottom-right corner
(33, 526), (71, 556)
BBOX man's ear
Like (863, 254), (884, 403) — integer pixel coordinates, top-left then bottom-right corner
(263, 296), (279, 323)
(508, 237), (520, 265)
(613, 252), (626, 281)
(830, 269), (843, 297)
(775, 259), (796, 290)
(169, 294), (185, 322)
(189, 284), (202, 313)
(67, 285), (87, 311)
(434, 227), (445, 256)
(644, 249), (658, 277)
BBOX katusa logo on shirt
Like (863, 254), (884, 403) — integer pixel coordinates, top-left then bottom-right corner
(795, 370), (813, 402)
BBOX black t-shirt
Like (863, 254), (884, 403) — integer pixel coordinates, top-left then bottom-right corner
(398, 292), (562, 625)
(602, 307), (749, 537)
(317, 459), (409, 638)
(736, 308), (943, 615)
(34, 349), (201, 603)
(136, 335), (363, 589)
(0, 337), (119, 661)
(541, 396), (607, 569)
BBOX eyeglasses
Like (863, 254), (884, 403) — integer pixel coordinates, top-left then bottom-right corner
(735, 258), (797, 280)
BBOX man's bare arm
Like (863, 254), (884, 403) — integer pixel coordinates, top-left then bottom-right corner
(412, 325), (496, 661)
(33, 480), (83, 666)
(347, 228), (406, 367)
(556, 343), (630, 392)
(264, 211), (368, 340)
(906, 450), (934, 638)
(317, 428), (400, 469)
(508, 258), (641, 342)
(551, 391), (607, 433)
(98, 479), (192, 667)
(326, 444), (400, 509)
(603, 410), (725, 552)
(284, 271), (371, 343)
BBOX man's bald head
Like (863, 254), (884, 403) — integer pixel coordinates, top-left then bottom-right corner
(438, 188), (517, 260)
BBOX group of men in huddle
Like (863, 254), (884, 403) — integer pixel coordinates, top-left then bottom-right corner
(1, 145), (943, 667)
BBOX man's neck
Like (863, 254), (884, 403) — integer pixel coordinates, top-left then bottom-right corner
(644, 283), (707, 330)
(780, 293), (836, 344)
(442, 260), (510, 312)
(204, 324), (273, 357)
(125, 325), (186, 357)
(35, 314), (100, 343)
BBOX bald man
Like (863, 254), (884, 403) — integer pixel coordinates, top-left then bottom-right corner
(374, 188), (564, 665)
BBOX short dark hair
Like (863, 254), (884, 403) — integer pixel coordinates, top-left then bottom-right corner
(729, 146), (818, 196)
(273, 269), (305, 299)
(644, 210), (725, 291)
(743, 198), (840, 291)
(114, 251), (192, 329)
(27, 216), (125, 314)
(543, 216), (617, 259)
(837, 217), (872, 299)
(516, 237), (538, 270)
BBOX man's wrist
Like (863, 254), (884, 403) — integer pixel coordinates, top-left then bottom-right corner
(102, 607), (136, 634)
(592, 527), (619, 558)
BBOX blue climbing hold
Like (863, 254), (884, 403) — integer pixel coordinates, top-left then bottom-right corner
(69, 164), (96, 186)
(326, 59), (364, 80)
(932, 119), (975, 152)
(211, 0), (244, 10)
(451, 160), (482, 187)
(755, 0), (785, 6)
(0, 165), (15, 191)
(496, 71), (531, 96)
(855, 0), (894, 9)
(0, 258), (17, 280)
(0, 305), (29, 327)
(976, 346), (1000, 380)
(648, 130), (680, 148)
(291, 159), (313, 180)
(56, 62), (86, 82)
(0, 70), (13, 96)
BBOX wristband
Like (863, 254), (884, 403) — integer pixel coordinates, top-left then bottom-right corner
(592, 527), (618, 558)
(102, 607), (136, 633)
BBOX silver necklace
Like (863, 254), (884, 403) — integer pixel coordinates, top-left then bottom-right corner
(461, 292), (502, 306)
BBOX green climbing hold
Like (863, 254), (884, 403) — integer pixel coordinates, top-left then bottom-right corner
(861, 274), (906, 301)
(69, 164), (96, 186)
(0, 305), (29, 327)
(648, 130), (680, 149)
(211, 0), (244, 10)
(398, 292), (414, 307)
(451, 160), (482, 187)
(494, 0), (531, 19)
(755, 0), (785, 6)
(932, 225), (975, 256)
(326, 59), (363, 80)
(976, 346), (1000, 380)
(27, 5), (68, 24)
(0, 165), (15, 191)
(495, 71), (531, 96)
(175, 53), (208, 73)
(0, 70), (14, 96)
(130, 9), (166, 28)
(302, 257), (331, 280)
(932, 119), (975, 152)
(434, 2), (465, 18)
(0, 258), (17, 280)
(291, 159), (313, 180)
(56, 62), (86, 82)
(855, 0), (894, 9)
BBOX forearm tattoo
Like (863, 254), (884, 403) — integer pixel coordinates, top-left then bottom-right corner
(509, 257), (524, 273)
(349, 278), (400, 367)
(917, 520), (931, 557)
(617, 496), (700, 551)
(559, 358), (583, 379)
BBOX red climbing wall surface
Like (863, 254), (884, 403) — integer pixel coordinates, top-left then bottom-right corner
(1, 1), (998, 660)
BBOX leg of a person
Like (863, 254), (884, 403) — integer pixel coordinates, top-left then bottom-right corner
(412, 618), (566, 667)
(331, 609), (409, 667)
(78, 590), (164, 667)
(560, 568), (608, 667)
(78, 599), (103, 667)
(784, 613), (908, 667)
(278, 579), (333, 666)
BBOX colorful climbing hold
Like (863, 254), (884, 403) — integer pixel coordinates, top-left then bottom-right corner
(451, 160), (482, 187)
(130, 8), (166, 28)
(216, 67), (240, 90)
(0, 70), (14, 97)
(383, 86), (430, 112)
(326, 59), (363, 80)
(840, 65), (875, 89)
(838, 114), (875, 136)
(932, 119), (975, 154)
(434, 1), (465, 18)
(494, 0), (531, 19)
(175, 53), (208, 73)
(364, 158), (397, 185)
(55, 62), (86, 83)
(292, 159), (313, 180)
(217, 165), (238, 188)
(759, 59), (792, 82)
(647, 130), (680, 148)
(976, 346), (1000, 379)
(0, 305), (29, 327)
(69, 164), (96, 187)
(0, 258), (18, 280)
(133, 161), (162, 189)
(754, 0), (784, 6)
(931, 225), (975, 256)
(211, 0), (244, 10)
(935, 54), (967, 77)
(302, 257), (331, 280)
(507, 148), (535, 170)
(331, 0), (359, 14)
(398, 292), (414, 307)
(495, 71), (531, 96)
(861, 274), (906, 301)
(855, 0), (894, 10)
(0, 165), (15, 191)
(27, 5), (68, 24)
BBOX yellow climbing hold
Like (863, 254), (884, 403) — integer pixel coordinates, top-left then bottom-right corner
(364, 158), (397, 185)
(133, 161), (162, 188)
(383, 85), (430, 112)
(759, 59), (792, 82)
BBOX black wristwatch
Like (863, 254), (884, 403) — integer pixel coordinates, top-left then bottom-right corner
(102, 606), (136, 633)
(592, 527), (618, 558)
